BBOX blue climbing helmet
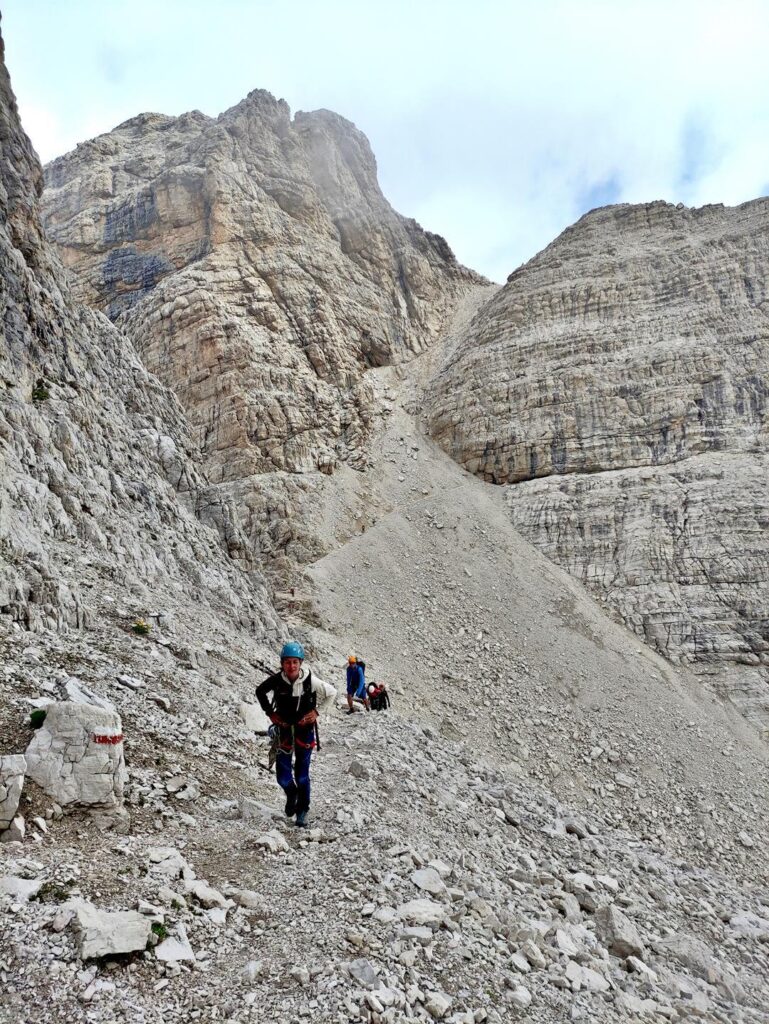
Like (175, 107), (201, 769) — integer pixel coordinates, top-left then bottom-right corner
(280, 640), (305, 661)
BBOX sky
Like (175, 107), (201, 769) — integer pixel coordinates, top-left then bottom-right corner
(4, 0), (769, 283)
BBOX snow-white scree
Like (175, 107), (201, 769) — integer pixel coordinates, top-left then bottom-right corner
(1, 18), (769, 1024)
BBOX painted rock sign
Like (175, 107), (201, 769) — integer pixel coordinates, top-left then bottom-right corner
(25, 702), (128, 809)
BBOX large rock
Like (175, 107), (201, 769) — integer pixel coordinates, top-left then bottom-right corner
(24, 702), (127, 809)
(238, 700), (271, 733)
(410, 867), (446, 896)
(595, 904), (646, 960)
(41, 94), (481, 564)
(155, 923), (196, 962)
(0, 875), (43, 901)
(396, 898), (446, 928)
(70, 900), (152, 959)
(564, 959), (610, 993)
(428, 200), (769, 730)
(0, 754), (26, 830)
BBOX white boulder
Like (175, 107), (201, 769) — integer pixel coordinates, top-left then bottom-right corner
(0, 815), (25, 844)
(183, 879), (232, 909)
(0, 875), (43, 901)
(238, 701), (271, 733)
(71, 900), (152, 959)
(397, 898), (446, 928)
(410, 867), (446, 895)
(155, 923), (196, 962)
(25, 702), (127, 810)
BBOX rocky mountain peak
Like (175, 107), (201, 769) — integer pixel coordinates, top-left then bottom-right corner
(40, 87), (482, 562)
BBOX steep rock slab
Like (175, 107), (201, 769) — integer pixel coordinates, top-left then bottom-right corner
(41, 96), (480, 559)
(0, 25), (277, 636)
(428, 201), (769, 727)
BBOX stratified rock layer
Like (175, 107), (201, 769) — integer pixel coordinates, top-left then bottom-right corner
(41, 98), (479, 560)
(0, 26), (277, 637)
(427, 201), (769, 729)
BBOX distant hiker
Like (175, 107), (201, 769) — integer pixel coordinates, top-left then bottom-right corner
(367, 681), (391, 711)
(255, 641), (336, 827)
(346, 654), (369, 714)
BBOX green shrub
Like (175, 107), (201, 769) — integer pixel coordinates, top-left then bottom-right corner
(32, 378), (50, 402)
(29, 708), (47, 729)
(131, 619), (152, 636)
(33, 879), (73, 903)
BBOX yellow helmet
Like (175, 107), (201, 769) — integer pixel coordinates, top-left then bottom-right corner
(348, 654), (357, 664)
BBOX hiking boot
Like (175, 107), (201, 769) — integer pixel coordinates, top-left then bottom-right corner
(295, 810), (309, 828)
(284, 793), (297, 817)
(345, 709), (355, 715)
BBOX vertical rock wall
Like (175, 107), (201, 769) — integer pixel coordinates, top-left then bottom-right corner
(428, 201), (769, 731)
(41, 94), (482, 561)
(0, 24), (277, 637)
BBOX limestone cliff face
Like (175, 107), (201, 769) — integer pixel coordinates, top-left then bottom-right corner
(428, 201), (769, 730)
(0, 29), (276, 636)
(41, 94), (480, 560)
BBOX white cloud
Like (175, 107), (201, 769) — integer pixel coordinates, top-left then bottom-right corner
(14, 101), (67, 164)
(4, 0), (769, 277)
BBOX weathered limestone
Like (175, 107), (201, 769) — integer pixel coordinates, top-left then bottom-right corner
(0, 754), (26, 830)
(238, 700), (270, 733)
(0, 23), (279, 641)
(24, 702), (127, 809)
(410, 867), (446, 895)
(595, 904), (646, 960)
(70, 900), (152, 959)
(155, 923), (196, 963)
(41, 94), (481, 563)
(397, 899), (446, 928)
(505, 455), (769, 731)
(0, 815), (25, 844)
(428, 201), (769, 729)
(0, 875), (43, 900)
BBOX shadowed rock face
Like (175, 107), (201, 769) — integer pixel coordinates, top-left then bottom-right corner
(41, 95), (481, 561)
(427, 201), (769, 730)
(0, 26), (276, 637)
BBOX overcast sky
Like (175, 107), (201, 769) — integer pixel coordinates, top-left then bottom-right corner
(4, 0), (769, 282)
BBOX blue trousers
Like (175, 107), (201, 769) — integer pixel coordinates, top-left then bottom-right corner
(275, 742), (313, 813)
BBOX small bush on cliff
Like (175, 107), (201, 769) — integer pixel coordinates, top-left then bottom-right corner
(31, 378), (50, 402)
(131, 618), (152, 636)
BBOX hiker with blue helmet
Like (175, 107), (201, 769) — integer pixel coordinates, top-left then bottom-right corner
(345, 654), (369, 714)
(255, 641), (336, 827)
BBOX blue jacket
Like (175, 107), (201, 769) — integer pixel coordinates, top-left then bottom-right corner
(346, 663), (365, 697)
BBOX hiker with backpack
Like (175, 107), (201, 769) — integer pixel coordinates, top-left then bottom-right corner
(346, 654), (369, 714)
(367, 681), (391, 711)
(255, 641), (336, 827)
